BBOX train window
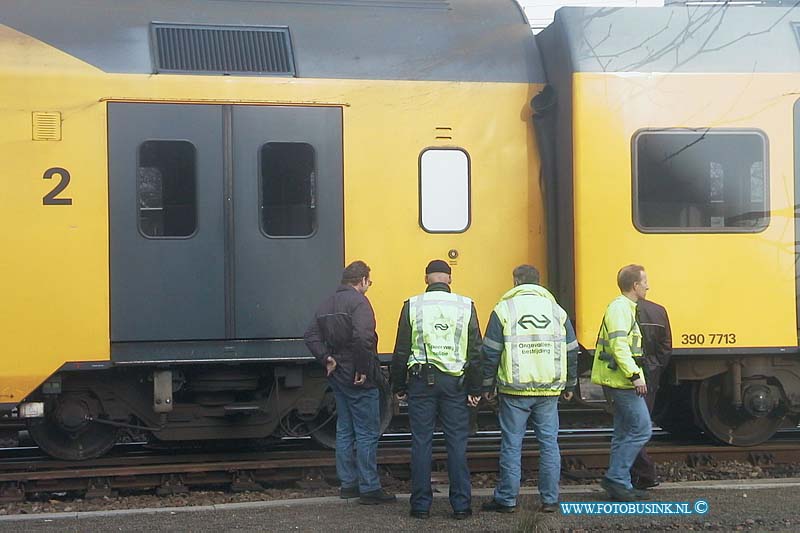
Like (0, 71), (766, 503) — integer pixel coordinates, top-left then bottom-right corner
(419, 148), (471, 233)
(137, 140), (197, 238)
(634, 130), (768, 232)
(260, 142), (316, 237)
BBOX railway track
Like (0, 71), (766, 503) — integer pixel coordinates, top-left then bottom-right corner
(0, 430), (798, 502)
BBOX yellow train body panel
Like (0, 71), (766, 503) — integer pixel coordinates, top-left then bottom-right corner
(0, 24), (544, 402)
(572, 72), (797, 350)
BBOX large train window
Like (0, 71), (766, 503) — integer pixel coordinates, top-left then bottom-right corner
(137, 140), (197, 238)
(260, 142), (316, 237)
(419, 148), (471, 233)
(633, 130), (768, 233)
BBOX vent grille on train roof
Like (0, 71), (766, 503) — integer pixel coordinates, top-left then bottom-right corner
(151, 23), (296, 76)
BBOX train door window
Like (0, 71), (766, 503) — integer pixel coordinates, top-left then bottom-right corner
(419, 148), (471, 233)
(634, 130), (768, 232)
(137, 140), (197, 238)
(259, 142), (316, 237)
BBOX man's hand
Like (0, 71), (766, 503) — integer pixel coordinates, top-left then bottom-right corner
(482, 390), (497, 402)
(353, 372), (367, 386)
(632, 377), (647, 397)
(325, 356), (337, 377)
(395, 391), (407, 402)
(561, 391), (574, 401)
(467, 395), (480, 407)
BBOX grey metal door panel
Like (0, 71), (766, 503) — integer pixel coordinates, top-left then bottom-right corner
(108, 103), (225, 341)
(232, 106), (344, 338)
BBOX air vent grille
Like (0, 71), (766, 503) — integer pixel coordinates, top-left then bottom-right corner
(151, 23), (295, 76)
(32, 112), (61, 141)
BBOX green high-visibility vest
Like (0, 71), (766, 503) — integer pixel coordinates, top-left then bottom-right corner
(493, 284), (568, 396)
(408, 291), (473, 376)
(591, 295), (644, 390)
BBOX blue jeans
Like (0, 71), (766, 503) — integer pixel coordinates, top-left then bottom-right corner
(495, 394), (560, 506)
(329, 380), (381, 493)
(605, 387), (653, 489)
(407, 371), (471, 513)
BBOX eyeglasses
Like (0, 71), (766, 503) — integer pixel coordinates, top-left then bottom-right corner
(364, 278), (373, 287)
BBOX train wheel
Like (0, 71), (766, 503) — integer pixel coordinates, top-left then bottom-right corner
(310, 377), (394, 449)
(694, 374), (783, 447)
(27, 393), (118, 460)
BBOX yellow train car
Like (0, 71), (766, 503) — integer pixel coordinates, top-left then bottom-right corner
(538, 5), (800, 445)
(0, 0), (544, 458)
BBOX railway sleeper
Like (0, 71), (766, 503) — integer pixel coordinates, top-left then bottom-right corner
(230, 471), (262, 493)
(0, 481), (24, 503)
(687, 453), (715, 468)
(748, 451), (775, 467)
(85, 477), (117, 499)
(156, 474), (189, 496)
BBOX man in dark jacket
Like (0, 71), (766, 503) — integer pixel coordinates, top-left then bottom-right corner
(304, 260), (395, 505)
(630, 297), (672, 490)
(391, 260), (482, 520)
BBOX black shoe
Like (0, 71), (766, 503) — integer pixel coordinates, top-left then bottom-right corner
(633, 479), (660, 490)
(539, 503), (559, 513)
(600, 477), (636, 502)
(410, 509), (430, 519)
(632, 488), (652, 500)
(339, 486), (359, 499)
(358, 488), (397, 505)
(481, 499), (516, 513)
(452, 509), (473, 520)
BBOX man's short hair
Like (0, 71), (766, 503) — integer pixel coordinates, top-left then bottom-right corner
(342, 260), (370, 285)
(617, 264), (645, 292)
(513, 264), (540, 285)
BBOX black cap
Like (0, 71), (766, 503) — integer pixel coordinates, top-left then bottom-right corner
(425, 259), (452, 275)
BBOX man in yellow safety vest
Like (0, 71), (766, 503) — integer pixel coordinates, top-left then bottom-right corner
(390, 259), (482, 520)
(592, 264), (652, 502)
(480, 265), (578, 514)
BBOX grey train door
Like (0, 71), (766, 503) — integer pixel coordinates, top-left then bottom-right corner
(108, 103), (344, 343)
(108, 103), (226, 341)
(232, 106), (343, 339)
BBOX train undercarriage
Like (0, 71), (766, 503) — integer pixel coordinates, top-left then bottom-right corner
(21, 363), (393, 461)
(580, 353), (800, 447)
(13, 353), (800, 460)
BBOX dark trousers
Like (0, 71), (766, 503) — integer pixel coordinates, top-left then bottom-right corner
(407, 370), (471, 513)
(630, 365), (661, 486)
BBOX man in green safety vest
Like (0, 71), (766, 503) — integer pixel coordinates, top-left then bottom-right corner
(390, 259), (482, 520)
(592, 264), (652, 502)
(480, 265), (578, 514)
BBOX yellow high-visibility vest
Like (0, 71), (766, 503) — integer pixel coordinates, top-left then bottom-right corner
(493, 284), (568, 396)
(408, 291), (472, 376)
(591, 295), (645, 390)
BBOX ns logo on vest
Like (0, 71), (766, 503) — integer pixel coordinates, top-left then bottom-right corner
(517, 314), (552, 330)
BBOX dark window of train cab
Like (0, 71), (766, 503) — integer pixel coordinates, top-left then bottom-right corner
(260, 142), (316, 237)
(137, 140), (197, 238)
(634, 131), (768, 232)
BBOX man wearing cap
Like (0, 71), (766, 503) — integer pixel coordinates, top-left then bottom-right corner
(390, 260), (482, 520)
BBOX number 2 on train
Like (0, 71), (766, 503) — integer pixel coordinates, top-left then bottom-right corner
(42, 167), (72, 205)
